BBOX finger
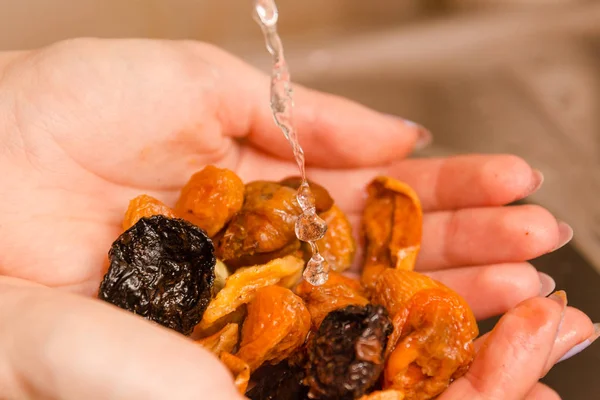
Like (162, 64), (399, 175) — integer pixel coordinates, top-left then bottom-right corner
(206, 45), (429, 168)
(417, 205), (571, 271)
(0, 278), (243, 400)
(237, 150), (543, 213)
(309, 154), (543, 213)
(525, 383), (561, 400)
(472, 307), (596, 378)
(426, 263), (553, 320)
(440, 294), (566, 400)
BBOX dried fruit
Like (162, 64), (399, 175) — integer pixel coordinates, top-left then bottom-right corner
(198, 255), (304, 331)
(280, 176), (334, 213)
(237, 285), (310, 371)
(216, 181), (301, 268)
(98, 215), (216, 335)
(196, 323), (239, 356)
(213, 259), (230, 295)
(296, 271), (369, 329)
(359, 390), (406, 400)
(373, 270), (478, 400)
(175, 165), (244, 237)
(312, 205), (356, 273)
(246, 360), (309, 400)
(361, 177), (422, 289)
(220, 352), (251, 394)
(122, 194), (176, 231)
(305, 304), (393, 400)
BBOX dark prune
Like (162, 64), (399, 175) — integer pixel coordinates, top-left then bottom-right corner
(98, 215), (216, 335)
(246, 360), (309, 400)
(305, 304), (393, 400)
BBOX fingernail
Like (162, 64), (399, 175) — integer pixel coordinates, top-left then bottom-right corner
(558, 323), (600, 363)
(547, 290), (567, 309)
(527, 169), (544, 195)
(553, 221), (574, 251)
(548, 290), (568, 333)
(401, 118), (432, 150)
(538, 272), (556, 296)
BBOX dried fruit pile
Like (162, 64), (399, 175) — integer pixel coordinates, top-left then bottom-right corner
(97, 165), (479, 400)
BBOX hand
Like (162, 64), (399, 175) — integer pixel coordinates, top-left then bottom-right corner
(0, 38), (594, 398)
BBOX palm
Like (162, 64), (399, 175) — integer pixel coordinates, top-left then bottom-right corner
(0, 39), (565, 321)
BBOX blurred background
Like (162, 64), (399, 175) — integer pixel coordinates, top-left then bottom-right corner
(1, 1), (599, 398)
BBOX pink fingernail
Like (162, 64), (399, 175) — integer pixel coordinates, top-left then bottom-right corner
(401, 118), (433, 150)
(553, 221), (574, 251)
(558, 323), (600, 363)
(538, 272), (556, 296)
(527, 169), (544, 195)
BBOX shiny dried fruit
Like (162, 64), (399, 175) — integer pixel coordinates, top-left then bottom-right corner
(122, 194), (177, 231)
(98, 215), (216, 335)
(296, 271), (369, 329)
(198, 255), (304, 331)
(280, 176), (334, 213)
(361, 177), (422, 289)
(305, 304), (393, 400)
(246, 360), (309, 400)
(213, 259), (230, 295)
(216, 181), (301, 268)
(197, 323), (239, 356)
(359, 390), (405, 400)
(373, 270), (478, 400)
(312, 205), (356, 273)
(220, 352), (251, 394)
(237, 285), (311, 371)
(175, 165), (244, 237)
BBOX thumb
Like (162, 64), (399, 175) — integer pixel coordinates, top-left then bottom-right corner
(0, 278), (243, 400)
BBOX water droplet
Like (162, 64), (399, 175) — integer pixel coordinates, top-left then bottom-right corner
(295, 212), (327, 242)
(303, 253), (329, 286)
(296, 182), (315, 211)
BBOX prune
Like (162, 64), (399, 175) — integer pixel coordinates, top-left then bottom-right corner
(98, 215), (216, 335)
(305, 304), (393, 400)
(374, 270), (478, 400)
(175, 165), (245, 237)
(295, 271), (369, 329)
(122, 194), (177, 231)
(280, 176), (334, 213)
(216, 181), (301, 268)
(311, 205), (356, 273)
(361, 177), (423, 289)
(198, 255), (304, 332)
(237, 285), (311, 371)
(246, 360), (309, 400)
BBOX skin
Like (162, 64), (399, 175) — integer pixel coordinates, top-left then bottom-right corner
(0, 38), (594, 399)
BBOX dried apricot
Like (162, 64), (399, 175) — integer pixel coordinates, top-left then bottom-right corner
(122, 194), (176, 231)
(237, 285), (311, 371)
(175, 165), (244, 237)
(296, 271), (369, 329)
(198, 255), (304, 332)
(220, 352), (251, 394)
(280, 176), (334, 213)
(373, 270), (478, 400)
(361, 177), (422, 289)
(360, 390), (406, 400)
(312, 205), (356, 273)
(196, 323), (239, 356)
(217, 181), (301, 268)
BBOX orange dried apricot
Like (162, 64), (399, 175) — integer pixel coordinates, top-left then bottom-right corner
(296, 271), (369, 329)
(175, 165), (244, 237)
(236, 285), (310, 371)
(122, 194), (176, 231)
(220, 352), (250, 394)
(360, 389), (406, 400)
(313, 205), (356, 273)
(361, 177), (422, 289)
(198, 255), (304, 332)
(196, 323), (239, 356)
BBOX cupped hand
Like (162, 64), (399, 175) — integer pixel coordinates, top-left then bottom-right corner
(0, 38), (594, 399)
